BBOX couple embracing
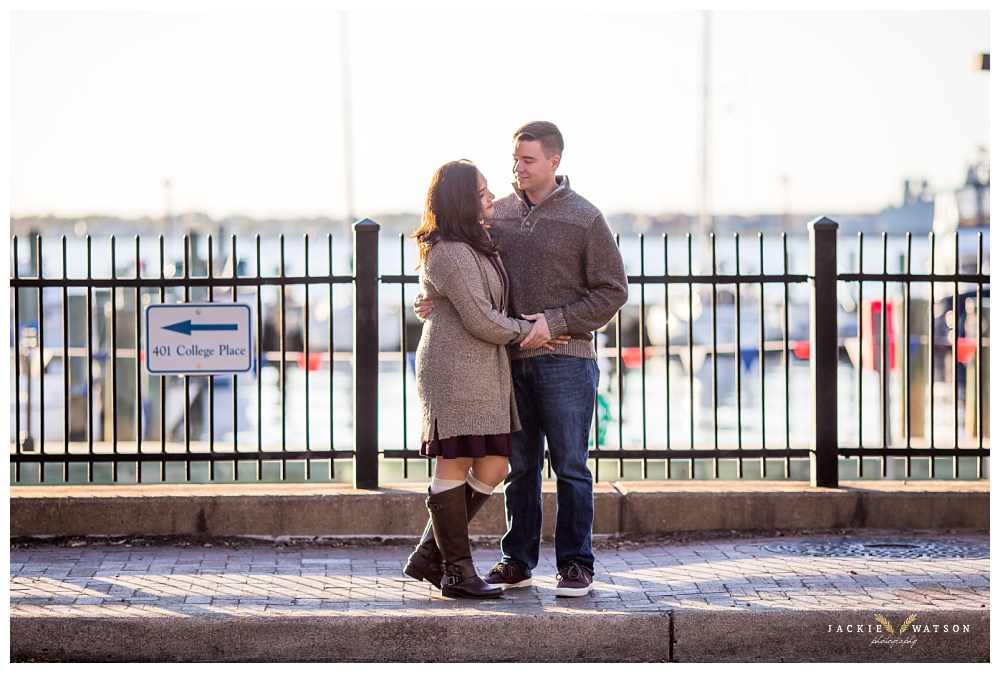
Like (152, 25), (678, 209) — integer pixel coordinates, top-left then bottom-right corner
(403, 121), (628, 599)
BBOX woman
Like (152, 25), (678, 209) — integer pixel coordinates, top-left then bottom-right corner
(403, 160), (540, 599)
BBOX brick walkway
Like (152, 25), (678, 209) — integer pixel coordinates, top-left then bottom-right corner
(10, 530), (990, 662)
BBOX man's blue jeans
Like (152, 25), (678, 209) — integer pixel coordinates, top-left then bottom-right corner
(500, 354), (599, 573)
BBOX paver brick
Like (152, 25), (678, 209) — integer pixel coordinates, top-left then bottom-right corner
(10, 532), (989, 626)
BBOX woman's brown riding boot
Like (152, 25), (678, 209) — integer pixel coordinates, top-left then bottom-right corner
(404, 483), (491, 589)
(426, 484), (502, 599)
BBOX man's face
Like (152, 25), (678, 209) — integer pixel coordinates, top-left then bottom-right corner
(512, 139), (559, 194)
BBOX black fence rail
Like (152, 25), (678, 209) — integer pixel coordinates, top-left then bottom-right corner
(9, 218), (990, 487)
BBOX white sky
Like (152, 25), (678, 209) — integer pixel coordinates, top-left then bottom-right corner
(7, 5), (992, 220)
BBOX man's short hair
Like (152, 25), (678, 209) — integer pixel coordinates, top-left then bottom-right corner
(513, 121), (564, 159)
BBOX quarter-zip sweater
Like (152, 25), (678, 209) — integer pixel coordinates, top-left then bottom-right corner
(489, 176), (628, 360)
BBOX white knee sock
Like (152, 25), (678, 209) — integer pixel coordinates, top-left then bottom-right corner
(466, 469), (495, 495)
(429, 477), (466, 494)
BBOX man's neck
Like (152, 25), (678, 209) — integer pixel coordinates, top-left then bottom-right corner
(523, 178), (560, 206)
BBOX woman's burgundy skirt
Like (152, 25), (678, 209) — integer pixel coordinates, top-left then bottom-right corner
(420, 425), (512, 459)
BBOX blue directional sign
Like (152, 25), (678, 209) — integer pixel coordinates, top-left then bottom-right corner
(145, 303), (253, 375)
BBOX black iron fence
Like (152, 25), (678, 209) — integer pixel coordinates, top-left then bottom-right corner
(9, 218), (990, 487)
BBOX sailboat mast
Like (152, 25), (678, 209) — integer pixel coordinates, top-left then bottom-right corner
(340, 11), (356, 235)
(698, 10), (712, 269)
(698, 10), (712, 241)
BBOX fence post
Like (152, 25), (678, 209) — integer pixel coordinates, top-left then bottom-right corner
(808, 216), (839, 487)
(353, 218), (380, 489)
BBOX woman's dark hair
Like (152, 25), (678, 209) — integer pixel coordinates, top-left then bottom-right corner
(413, 160), (497, 265)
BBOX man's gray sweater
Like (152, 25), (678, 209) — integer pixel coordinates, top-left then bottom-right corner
(489, 176), (628, 360)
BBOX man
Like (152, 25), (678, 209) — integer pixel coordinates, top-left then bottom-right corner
(417, 121), (627, 597)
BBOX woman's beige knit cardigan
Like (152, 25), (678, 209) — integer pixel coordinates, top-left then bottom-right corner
(416, 241), (532, 443)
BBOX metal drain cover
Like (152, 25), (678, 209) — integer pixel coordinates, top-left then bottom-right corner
(762, 540), (989, 559)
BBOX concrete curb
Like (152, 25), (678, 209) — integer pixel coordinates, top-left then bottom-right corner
(12, 610), (988, 663)
(671, 610), (989, 663)
(10, 481), (989, 538)
(615, 482), (991, 532)
(11, 614), (673, 663)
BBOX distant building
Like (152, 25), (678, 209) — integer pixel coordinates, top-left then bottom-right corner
(932, 153), (990, 273)
(875, 179), (935, 235)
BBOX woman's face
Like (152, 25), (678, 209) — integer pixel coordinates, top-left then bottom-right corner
(476, 172), (495, 220)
